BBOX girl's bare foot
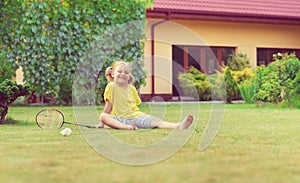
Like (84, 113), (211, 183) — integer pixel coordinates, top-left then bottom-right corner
(177, 114), (194, 130)
(96, 122), (104, 128)
(128, 123), (138, 130)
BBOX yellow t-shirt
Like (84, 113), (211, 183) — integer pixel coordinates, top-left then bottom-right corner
(103, 82), (144, 119)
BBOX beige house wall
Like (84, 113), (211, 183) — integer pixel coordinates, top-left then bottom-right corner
(141, 18), (300, 95)
(14, 18), (300, 95)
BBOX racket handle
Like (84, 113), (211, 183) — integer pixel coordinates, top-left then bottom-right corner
(64, 122), (97, 129)
(79, 124), (97, 128)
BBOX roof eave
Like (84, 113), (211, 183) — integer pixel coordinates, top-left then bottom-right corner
(146, 9), (300, 25)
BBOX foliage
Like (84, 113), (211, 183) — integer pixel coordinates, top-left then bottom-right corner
(209, 70), (226, 101)
(239, 79), (255, 103)
(292, 70), (300, 98)
(178, 66), (209, 100)
(291, 71), (300, 108)
(0, 50), (17, 83)
(0, 79), (31, 123)
(253, 65), (281, 103)
(253, 52), (300, 104)
(57, 77), (72, 105)
(227, 53), (250, 71)
(178, 66), (241, 102)
(224, 68), (240, 103)
(231, 67), (254, 85)
(226, 53), (254, 103)
(1, 0), (150, 100)
(11, 96), (26, 106)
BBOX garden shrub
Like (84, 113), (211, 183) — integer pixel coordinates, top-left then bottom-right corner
(224, 68), (240, 103)
(275, 53), (299, 102)
(253, 65), (281, 103)
(226, 53), (255, 103)
(291, 71), (300, 108)
(178, 66), (241, 102)
(0, 80), (31, 123)
(227, 53), (250, 71)
(209, 70), (226, 101)
(178, 66), (211, 100)
(232, 67), (254, 85)
(239, 79), (255, 103)
(253, 52), (300, 105)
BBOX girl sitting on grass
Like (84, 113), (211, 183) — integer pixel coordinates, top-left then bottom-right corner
(97, 60), (193, 130)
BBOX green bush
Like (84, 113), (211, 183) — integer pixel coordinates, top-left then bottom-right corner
(239, 79), (255, 103)
(209, 71), (226, 101)
(225, 53), (254, 103)
(0, 80), (31, 123)
(227, 53), (250, 71)
(232, 67), (254, 85)
(273, 53), (300, 101)
(291, 71), (300, 108)
(178, 66), (211, 100)
(178, 66), (241, 102)
(253, 65), (281, 103)
(252, 53), (300, 105)
(224, 68), (240, 103)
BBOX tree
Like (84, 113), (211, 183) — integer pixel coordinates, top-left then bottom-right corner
(0, 50), (16, 83)
(0, 80), (31, 124)
(2, 0), (152, 102)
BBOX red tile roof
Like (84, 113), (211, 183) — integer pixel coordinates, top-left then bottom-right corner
(147, 0), (300, 24)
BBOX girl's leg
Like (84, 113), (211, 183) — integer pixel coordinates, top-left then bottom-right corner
(99, 113), (137, 130)
(153, 114), (194, 129)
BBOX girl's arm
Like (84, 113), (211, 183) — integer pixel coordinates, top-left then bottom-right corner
(103, 100), (112, 114)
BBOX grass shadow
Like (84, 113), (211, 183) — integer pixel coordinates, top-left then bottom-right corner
(2, 116), (33, 126)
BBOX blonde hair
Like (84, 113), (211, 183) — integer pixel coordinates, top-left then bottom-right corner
(105, 61), (134, 84)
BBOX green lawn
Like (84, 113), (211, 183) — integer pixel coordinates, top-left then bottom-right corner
(1, 104), (300, 183)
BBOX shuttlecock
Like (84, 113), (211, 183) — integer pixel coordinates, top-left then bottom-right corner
(60, 128), (72, 136)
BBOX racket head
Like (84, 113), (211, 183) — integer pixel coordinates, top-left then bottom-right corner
(36, 109), (65, 129)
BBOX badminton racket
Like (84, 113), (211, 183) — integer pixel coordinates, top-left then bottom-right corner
(36, 109), (97, 129)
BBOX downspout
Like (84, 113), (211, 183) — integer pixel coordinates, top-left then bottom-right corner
(150, 12), (170, 97)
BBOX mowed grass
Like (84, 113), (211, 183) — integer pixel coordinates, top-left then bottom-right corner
(0, 104), (300, 183)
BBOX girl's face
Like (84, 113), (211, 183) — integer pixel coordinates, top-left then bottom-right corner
(112, 65), (131, 86)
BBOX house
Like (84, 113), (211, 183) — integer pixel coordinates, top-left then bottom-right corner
(140, 0), (300, 101)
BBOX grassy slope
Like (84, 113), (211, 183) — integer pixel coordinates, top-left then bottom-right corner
(0, 104), (300, 183)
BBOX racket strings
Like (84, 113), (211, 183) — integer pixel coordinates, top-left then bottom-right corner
(36, 110), (64, 129)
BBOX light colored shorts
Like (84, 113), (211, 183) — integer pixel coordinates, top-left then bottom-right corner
(112, 115), (159, 129)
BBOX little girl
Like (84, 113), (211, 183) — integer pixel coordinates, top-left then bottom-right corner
(97, 60), (193, 130)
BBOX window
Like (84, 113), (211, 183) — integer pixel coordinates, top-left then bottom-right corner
(172, 45), (235, 96)
(173, 45), (235, 73)
(257, 48), (300, 66)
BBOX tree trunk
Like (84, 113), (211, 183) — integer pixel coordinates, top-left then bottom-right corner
(0, 106), (8, 124)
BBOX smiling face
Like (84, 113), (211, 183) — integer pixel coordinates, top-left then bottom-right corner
(112, 65), (131, 87)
